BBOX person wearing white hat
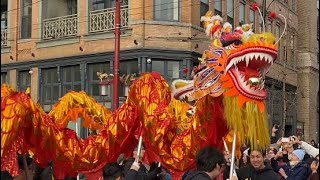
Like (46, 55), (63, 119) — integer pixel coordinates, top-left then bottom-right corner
(278, 149), (310, 180)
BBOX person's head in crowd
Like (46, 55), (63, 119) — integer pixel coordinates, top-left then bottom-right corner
(117, 153), (126, 166)
(266, 147), (278, 160)
(222, 150), (231, 165)
(103, 162), (123, 180)
(288, 149), (305, 166)
(196, 146), (225, 179)
(239, 148), (250, 168)
(310, 158), (319, 174)
(316, 155), (319, 161)
(133, 143), (145, 162)
(311, 139), (318, 147)
(248, 148), (266, 170)
(1, 171), (13, 180)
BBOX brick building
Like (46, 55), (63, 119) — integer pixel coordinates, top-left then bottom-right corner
(0, 0), (318, 141)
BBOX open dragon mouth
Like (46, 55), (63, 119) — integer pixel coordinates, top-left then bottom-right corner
(226, 47), (277, 100)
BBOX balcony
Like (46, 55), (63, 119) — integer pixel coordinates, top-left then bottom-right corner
(42, 14), (78, 40)
(1, 28), (8, 47)
(89, 5), (129, 33)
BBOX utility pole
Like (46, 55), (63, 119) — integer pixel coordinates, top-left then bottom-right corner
(113, 0), (121, 110)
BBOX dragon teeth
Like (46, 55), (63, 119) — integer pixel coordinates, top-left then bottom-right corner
(246, 57), (250, 67)
(226, 52), (274, 72)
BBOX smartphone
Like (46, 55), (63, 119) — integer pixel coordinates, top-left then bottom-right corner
(282, 137), (290, 143)
(279, 146), (283, 152)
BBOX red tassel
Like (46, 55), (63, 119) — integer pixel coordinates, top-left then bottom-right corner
(269, 11), (277, 19)
(251, 2), (259, 11)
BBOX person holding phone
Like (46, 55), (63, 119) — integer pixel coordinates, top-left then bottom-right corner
(290, 136), (319, 158)
(271, 124), (280, 144)
(277, 149), (310, 180)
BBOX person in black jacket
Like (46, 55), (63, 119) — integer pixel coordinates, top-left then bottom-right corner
(103, 162), (123, 180)
(123, 159), (161, 180)
(277, 149), (310, 180)
(227, 148), (279, 180)
(123, 144), (161, 180)
(183, 146), (225, 180)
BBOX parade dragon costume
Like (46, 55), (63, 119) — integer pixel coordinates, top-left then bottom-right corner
(1, 9), (281, 179)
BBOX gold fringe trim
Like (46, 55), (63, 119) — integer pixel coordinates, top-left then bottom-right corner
(223, 96), (270, 150)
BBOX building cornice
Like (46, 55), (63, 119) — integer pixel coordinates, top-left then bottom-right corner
(1, 48), (201, 71)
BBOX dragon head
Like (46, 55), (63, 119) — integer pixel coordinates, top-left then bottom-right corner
(171, 13), (280, 149)
(221, 32), (277, 109)
(172, 25), (277, 110)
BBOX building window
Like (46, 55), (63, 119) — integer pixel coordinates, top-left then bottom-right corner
(1, 72), (7, 84)
(41, 65), (81, 106)
(61, 65), (81, 95)
(92, 0), (106, 10)
(119, 60), (139, 97)
(67, 0), (77, 15)
(91, 0), (128, 10)
(289, 34), (295, 68)
(87, 62), (111, 99)
(275, 24), (282, 63)
(18, 70), (31, 91)
(151, 60), (181, 83)
(200, 0), (209, 27)
(154, 0), (179, 21)
(21, 0), (32, 39)
(239, 2), (245, 26)
(226, 0), (234, 27)
(1, 2), (7, 29)
(214, 0), (222, 16)
(42, 67), (60, 105)
(249, 9), (255, 32)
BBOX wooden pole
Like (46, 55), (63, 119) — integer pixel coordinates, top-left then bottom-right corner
(228, 132), (237, 180)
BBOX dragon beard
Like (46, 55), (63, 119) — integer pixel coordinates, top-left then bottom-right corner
(223, 95), (270, 149)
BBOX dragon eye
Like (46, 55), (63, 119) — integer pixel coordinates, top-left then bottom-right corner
(233, 40), (241, 46)
(224, 40), (242, 50)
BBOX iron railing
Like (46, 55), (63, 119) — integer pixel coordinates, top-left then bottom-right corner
(89, 5), (129, 33)
(1, 28), (8, 47)
(42, 14), (78, 40)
